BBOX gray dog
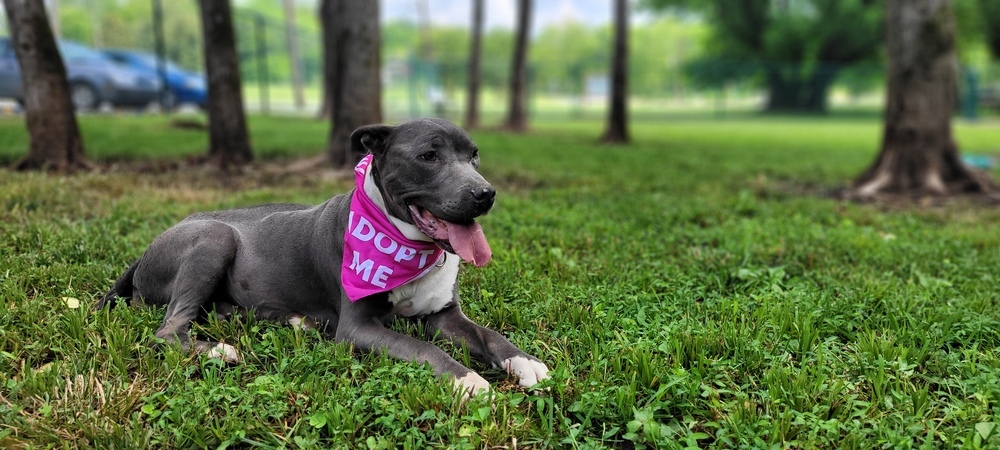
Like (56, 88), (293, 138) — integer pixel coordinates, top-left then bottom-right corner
(97, 118), (548, 396)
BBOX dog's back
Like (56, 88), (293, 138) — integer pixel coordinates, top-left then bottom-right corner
(95, 202), (323, 310)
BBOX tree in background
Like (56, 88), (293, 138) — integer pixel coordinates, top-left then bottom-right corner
(282, 0), (305, 110)
(464, 0), (484, 130)
(198, 0), (253, 168)
(316, 0), (332, 119)
(530, 22), (607, 98)
(382, 21), (513, 101)
(54, 0), (203, 71)
(502, 0), (531, 132)
(645, 0), (882, 113)
(601, 0), (628, 143)
(3, 0), (89, 171)
(851, 0), (995, 198)
(320, 0), (381, 168)
(977, 0), (1000, 59)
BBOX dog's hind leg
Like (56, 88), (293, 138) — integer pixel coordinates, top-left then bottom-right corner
(141, 221), (243, 363)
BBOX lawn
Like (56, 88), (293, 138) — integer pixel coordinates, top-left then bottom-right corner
(1, 114), (999, 448)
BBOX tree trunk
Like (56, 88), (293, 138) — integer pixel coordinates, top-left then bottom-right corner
(320, 0), (382, 169)
(502, 0), (531, 132)
(316, 0), (332, 120)
(198, 0), (253, 168)
(48, 0), (59, 38)
(601, 0), (629, 143)
(763, 65), (837, 113)
(979, 0), (1000, 59)
(852, 0), (994, 197)
(3, 0), (90, 172)
(464, 0), (483, 130)
(282, 0), (305, 110)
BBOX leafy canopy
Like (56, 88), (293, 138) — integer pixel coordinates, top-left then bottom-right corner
(642, 0), (884, 84)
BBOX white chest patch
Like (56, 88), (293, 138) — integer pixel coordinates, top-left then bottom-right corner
(363, 172), (460, 317)
(388, 253), (460, 317)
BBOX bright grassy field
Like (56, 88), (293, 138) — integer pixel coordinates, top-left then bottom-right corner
(1, 114), (1000, 448)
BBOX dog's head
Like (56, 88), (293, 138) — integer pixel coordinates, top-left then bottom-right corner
(350, 119), (494, 266)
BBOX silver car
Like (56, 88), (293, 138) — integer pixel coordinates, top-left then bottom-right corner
(0, 38), (161, 110)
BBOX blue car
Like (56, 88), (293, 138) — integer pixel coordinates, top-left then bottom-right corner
(102, 49), (207, 110)
(0, 38), (161, 110)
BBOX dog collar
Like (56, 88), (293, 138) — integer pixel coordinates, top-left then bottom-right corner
(342, 155), (444, 301)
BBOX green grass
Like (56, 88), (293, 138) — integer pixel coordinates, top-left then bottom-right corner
(0, 114), (330, 164)
(2, 114), (1000, 448)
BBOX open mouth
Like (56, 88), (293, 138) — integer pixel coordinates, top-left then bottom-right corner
(409, 205), (492, 267)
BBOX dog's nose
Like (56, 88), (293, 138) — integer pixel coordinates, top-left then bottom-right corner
(472, 186), (496, 204)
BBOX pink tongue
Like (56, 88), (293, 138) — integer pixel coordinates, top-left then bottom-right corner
(445, 221), (492, 267)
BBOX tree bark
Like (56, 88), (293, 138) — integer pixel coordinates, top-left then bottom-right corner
(320, 0), (382, 169)
(3, 0), (90, 172)
(316, 0), (332, 120)
(198, 0), (253, 168)
(464, 0), (483, 130)
(601, 0), (629, 143)
(502, 0), (531, 132)
(852, 0), (994, 198)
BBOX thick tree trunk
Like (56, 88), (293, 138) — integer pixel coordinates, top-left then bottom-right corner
(464, 0), (483, 130)
(601, 0), (629, 143)
(198, 0), (253, 168)
(321, 0), (382, 169)
(502, 0), (531, 132)
(852, 0), (994, 197)
(763, 65), (837, 113)
(4, 0), (89, 172)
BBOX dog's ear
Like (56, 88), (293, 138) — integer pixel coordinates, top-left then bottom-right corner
(350, 124), (394, 156)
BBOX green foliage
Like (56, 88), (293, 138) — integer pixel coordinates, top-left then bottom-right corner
(382, 20), (512, 93)
(644, 0), (882, 62)
(531, 22), (610, 94)
(976, 0), (1000, 59)
(646, 0), (883, 111)
(57, 0), (205, 71)
(383, 17), (709, 100)
(49, 0), (325, 83)
(0, 115), (329, 164)
(2, 115), (1000, 447)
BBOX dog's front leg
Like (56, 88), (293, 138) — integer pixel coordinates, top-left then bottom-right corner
(335, 304), (489, 397)
(423, 304), (549, 389)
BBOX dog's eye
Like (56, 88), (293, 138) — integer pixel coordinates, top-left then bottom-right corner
(418, 151), (437, 162)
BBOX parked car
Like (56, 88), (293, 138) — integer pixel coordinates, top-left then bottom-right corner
(0, 38), (161, 111)
(102, 49), (207, 110)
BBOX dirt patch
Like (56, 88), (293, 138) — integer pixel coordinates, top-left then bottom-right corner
(830, 186), (1000, 209)
(93, 155), (353, 191)
(746, 171), (1000, 210)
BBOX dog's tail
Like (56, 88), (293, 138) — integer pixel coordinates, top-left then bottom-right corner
(93, 259), (140, 311)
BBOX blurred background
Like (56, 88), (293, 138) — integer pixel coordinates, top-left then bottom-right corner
(1, 0), (997, 122)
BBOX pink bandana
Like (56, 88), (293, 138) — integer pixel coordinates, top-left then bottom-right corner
(342, 155), (444, 301)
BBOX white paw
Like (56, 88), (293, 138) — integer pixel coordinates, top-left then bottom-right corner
(287, 315), (316, 331)
(454, 372), (490, 399)
(502, 356), (549, 389)
(207, 343), (242, 363)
